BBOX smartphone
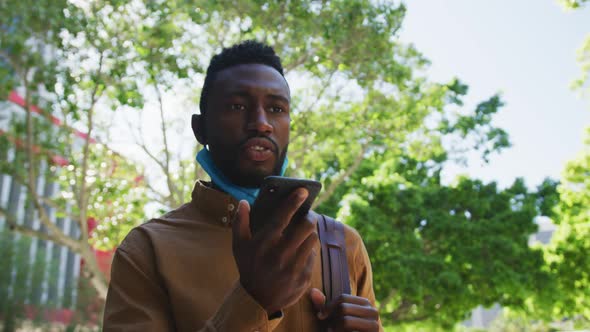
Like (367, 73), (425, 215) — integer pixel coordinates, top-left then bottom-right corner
(250, 176), (322, 234)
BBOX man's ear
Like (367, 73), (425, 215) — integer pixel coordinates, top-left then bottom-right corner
(192, 114), (207, 145)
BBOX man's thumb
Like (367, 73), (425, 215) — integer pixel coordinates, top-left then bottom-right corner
(309, 288), (327, 319)
(233, 200), (252, 243)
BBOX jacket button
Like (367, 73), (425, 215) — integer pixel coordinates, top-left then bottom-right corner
(228, 204), (235, 211)
(222, 217), (228, 224)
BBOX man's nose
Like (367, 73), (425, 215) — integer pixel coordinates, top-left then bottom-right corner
(246, 105), (273, 134)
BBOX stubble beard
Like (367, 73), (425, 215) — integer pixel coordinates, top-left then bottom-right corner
(217, 145), (288, 188)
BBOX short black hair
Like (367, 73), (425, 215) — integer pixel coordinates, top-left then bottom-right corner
(199, 40), (285, 115)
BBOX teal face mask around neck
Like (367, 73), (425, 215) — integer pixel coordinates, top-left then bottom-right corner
(196, 148), (288, 205)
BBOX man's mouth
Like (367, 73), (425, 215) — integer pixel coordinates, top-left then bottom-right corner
(241, 137), (277, 162)
(249, 145), (270, 151)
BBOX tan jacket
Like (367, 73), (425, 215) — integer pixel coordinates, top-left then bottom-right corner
(103, 181), (383, 331)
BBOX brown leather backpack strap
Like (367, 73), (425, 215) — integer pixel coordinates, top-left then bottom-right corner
(317, 214), (351, 303)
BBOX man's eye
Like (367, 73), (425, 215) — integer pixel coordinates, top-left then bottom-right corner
(231, 104), (246, 111)
(270, 106), (284, 113)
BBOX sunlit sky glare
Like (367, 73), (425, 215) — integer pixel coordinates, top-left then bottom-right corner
(399, 0), (590, 188)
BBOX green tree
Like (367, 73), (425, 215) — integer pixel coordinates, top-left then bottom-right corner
(522, 0), (590, 323)
(539, 127), (590, 320)
(330, 152), (553, 328)
(0, 2), (549, 329)
(0, 0), (160, 298)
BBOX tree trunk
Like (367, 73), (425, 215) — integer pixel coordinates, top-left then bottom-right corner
(80, 247), (109, 300)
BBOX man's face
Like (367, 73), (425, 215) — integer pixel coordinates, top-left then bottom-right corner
(200, 63), (291, 188)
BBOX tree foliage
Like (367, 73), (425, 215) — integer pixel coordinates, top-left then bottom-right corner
(0, 0), (162, 298)
(558, 0), (589, 9)
(573, 37), (590, 113)
(521, 0), (590, 323)
(558, 0), (590, 105)
(0, 0), (566, 329)
(338, 165), (553, 327)
(537, 127), (590, 320)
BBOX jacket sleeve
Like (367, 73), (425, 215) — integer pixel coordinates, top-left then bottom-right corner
(348, 228), (385, 332)
(102, 229), (282, 332)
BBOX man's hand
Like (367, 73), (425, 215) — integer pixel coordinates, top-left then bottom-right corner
(232, 188), (318, 315)
(310, 288), (380, 332)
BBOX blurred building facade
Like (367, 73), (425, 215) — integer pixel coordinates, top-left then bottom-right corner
(0, 91), (106, 325)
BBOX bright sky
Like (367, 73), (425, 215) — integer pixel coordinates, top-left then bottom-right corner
(399, 0), (590, 188)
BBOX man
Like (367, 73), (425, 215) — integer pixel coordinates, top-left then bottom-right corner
(103, 40), (383, 332)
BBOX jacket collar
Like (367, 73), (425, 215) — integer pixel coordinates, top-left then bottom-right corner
(191, 180), (239, 227)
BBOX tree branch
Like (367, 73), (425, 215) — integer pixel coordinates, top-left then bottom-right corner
(145, 180), (172, 207)
(37, 195), (80, 222)
(133, 99), (180, 208)
(8, 170), (81, 251)
(301, 69), (339, 114)
(78, 245), (108, 299)
(284, 52), (310, 73)
(24, 67), (36, 196)
(21, 69), (81, 251)
(289, 69), (341, 173)
(154, 81), (182, 207)
(137, 141), (176, 199)
(78, 52), (104, 242)
(313, 142), (369, 208)
(289, 69), (340, 144)
(0, 207), (80, 252)
(24, 180), (81, 251)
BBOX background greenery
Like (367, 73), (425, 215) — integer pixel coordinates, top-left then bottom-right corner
(0, 0), (589, 330)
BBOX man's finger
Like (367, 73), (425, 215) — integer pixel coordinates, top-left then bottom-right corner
(337, 315), (380, 331)
(292, 231), (319, 271)
(261, 188), (308, 238)
(338, 303), (380, 320)
(319, 295), (373, 321)
(279, 213), (317, 262)
(331, 294), (372, 307)
(309, 288), (326, 314)
(284, 212), (317, 245)
(232, 200), (252, 248)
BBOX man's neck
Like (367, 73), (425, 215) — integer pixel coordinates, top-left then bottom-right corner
(197, 149), (261, 205)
